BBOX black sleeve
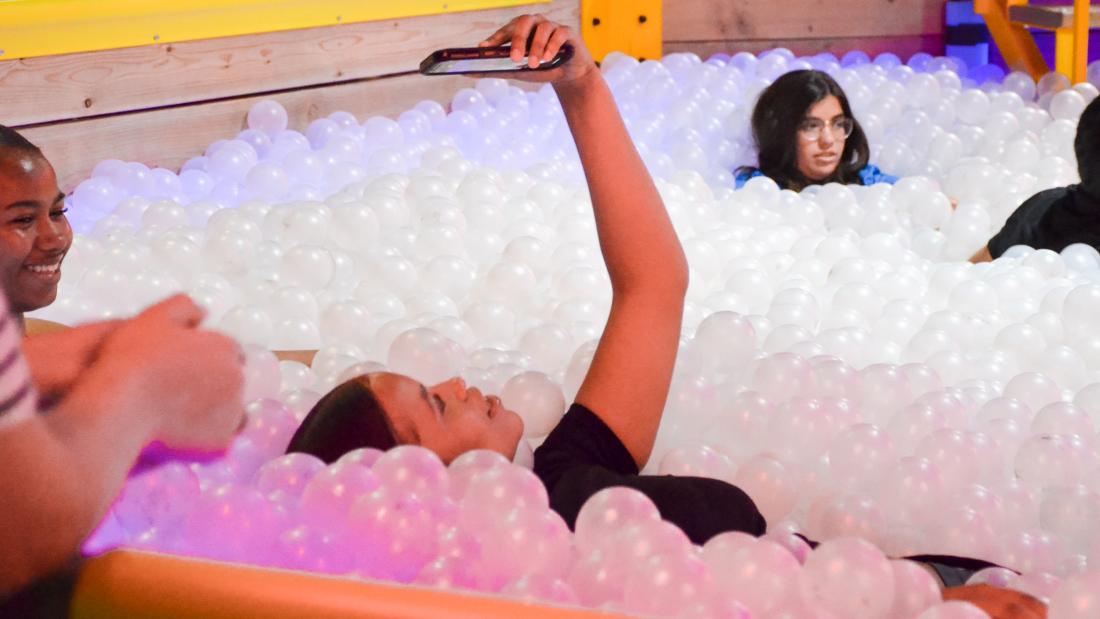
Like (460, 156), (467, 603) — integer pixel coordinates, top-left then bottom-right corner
(793, 536), (1005, 587)
(906, 554), (1006, 587)
(534, 404), (766, 544)
(987, 188), (1065, 258)
(534, 403), (640, 489)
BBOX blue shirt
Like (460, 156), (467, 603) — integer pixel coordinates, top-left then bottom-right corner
(734, 164), (898, 189)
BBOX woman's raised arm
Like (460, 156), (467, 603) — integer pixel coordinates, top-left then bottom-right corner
(483, 16), (688, 468)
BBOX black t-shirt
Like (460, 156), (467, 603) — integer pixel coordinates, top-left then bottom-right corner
(533, 403), (766, 545)
(988, 184), (1100, 258)
(532, 403), (1001, 586)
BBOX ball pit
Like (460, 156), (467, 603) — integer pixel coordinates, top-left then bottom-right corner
(59, 51), (1100, 618)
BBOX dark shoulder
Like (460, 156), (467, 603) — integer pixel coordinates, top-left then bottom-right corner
(1003, 186), (1072, 230)
(1026, 185), (1074, 207)
(533, 403), (638, 494)
(988, 186), (1073, 258)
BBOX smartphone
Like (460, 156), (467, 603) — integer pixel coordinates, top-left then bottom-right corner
(419, 43), (573, 75)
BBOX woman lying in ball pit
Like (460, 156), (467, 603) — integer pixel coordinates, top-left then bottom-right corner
(287, 16), (1043, 614)
(0, 126), (73, 332)
(735, 70), (898, 191)
(290, 13), (764, 543)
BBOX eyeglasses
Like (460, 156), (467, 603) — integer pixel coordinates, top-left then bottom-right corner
(797, 117), (855, 142)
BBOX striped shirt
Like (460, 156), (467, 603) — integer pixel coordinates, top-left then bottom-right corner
(0, 294), (36, 430)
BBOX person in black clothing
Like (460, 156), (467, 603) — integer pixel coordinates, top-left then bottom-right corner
(972, 96), (1100, 262)
(288, 17), (1046, 611)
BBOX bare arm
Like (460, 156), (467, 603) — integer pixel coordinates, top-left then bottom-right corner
(970, 245), (993, 263)
(0, 296), (244, 595)
(483, 17), (688, 468)
(561, 73), (688, 469)
(0, 363), (154, 594)
(942, 585), (1046, 619)
(21, 320), (119, 402)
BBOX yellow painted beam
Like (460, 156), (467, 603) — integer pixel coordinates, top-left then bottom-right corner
(975, 0), (1049, 79)
(0, 0), (550, 60)
(1072, 0), (1090, 83)
(580, 0), (661, 63)
(1056, 26), (1076, 80)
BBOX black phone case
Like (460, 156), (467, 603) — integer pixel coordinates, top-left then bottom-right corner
(419, 43), (573, 75)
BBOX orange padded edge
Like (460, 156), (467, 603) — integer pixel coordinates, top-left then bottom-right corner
(71, 550), (626, 619)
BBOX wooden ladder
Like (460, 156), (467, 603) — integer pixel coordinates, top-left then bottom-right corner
(975, 0), (1097, 83)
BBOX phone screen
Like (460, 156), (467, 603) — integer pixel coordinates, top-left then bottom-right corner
(422, 56), (527, 75)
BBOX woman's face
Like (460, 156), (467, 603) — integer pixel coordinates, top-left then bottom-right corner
(795, 95), (848, 182)
(0, 153), (72, 314)
(366, 372), (525, 463)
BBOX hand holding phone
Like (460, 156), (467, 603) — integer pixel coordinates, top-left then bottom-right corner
(420, 14), (595, 85)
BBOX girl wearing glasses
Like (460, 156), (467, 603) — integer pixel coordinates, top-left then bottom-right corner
(736, 70), (897, 192)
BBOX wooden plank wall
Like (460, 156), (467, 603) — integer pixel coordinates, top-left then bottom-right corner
(664, 0), (946, 61)
(2, 1), (579, 190)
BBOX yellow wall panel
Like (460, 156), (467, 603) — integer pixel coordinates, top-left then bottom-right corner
(581, 0), (662, 62)
(0, 0), (549, 60)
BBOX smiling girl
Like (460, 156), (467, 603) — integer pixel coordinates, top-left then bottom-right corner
(0, 126), (73, 329)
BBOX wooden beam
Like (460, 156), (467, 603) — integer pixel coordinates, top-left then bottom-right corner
(663, 34), (945, 62)
(664, 0), (944, 45)
(975, 0), (1048, 79)
(0, 0), (579, 127)
(1007, 4), (1100, 30)
(18, 73), (471, 192)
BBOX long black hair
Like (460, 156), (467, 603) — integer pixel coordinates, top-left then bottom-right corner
(0, 124), (42, 156)
(286, 376), (398, 463)
(739, 70), (870, 192)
